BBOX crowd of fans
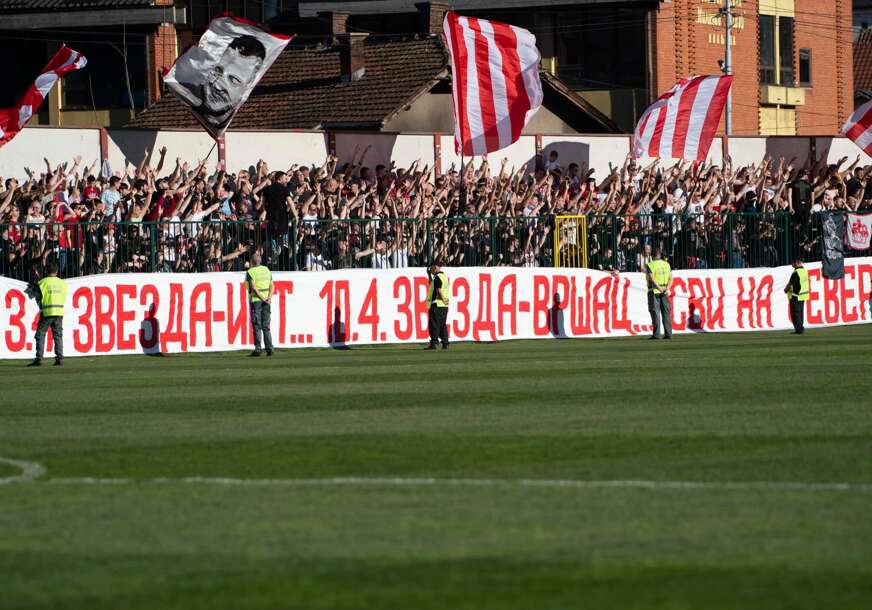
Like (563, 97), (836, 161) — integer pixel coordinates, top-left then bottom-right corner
(1, 144), (870, 280)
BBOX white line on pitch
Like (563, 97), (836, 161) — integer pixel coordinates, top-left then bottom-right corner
(3, 456), (871, 494)
(42, 476), (872, 494)
(0, 457), (46, 484)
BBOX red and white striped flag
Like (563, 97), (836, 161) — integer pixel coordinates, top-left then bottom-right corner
(443, 11), (543, 157)
(0, 46), (87, 149)
(632, 75), (732, 162)
(842, 98), (872, 156)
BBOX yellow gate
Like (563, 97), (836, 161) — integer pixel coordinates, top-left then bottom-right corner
(554, 215), (588, 268)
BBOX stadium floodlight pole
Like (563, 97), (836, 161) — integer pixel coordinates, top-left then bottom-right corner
(719, 0), (733, 136)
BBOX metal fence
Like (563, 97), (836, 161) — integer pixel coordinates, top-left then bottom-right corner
(0, 212), (867, 280)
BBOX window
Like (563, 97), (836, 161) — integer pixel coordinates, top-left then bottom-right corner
(759, 15), (776, 84)
(759, 14), (795, 86)
(61, 41), (147, 109)
(779, 17), (795, 86)
(799, 48), (812, 86)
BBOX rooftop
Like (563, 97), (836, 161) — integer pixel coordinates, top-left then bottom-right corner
(129, 34), (618, 133)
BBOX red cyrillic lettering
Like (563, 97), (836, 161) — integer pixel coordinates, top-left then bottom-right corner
(806, 268), (822, 325)
(73, 287), (94, 352)
(414, 277), (430, 340)
(393, 277), (413, 341)
(160, 283), (188, 352)
(532, 275), (550, 336)
(497, 274), (518, 337)
(93, 286), (115, 353)
(592, 277), (611, 334)
(451, 277), (470, 339)
(4, 290), (27, 352)
(139, 284), (160, 350)
(189, 282), (212, 347)
(227, 282), (250, 346)
(274, 280), (294, 342)
(472, 274), (496, 341)
(116, 284), (137, 351)
(841, 266), (858, 323)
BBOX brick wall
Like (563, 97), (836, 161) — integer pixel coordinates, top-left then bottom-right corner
(147, 24), (179, 103)
(652, 0), (851, 137)
(796, 0), (852, 135)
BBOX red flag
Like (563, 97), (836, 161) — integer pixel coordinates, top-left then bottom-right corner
(632, 75), (732, 162)
(442, 11), (543, 157)
(842, 98), (872, 156)
(0, 46), (87, 149)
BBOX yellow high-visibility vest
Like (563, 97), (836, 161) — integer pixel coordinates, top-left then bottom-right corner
(427, 272), (450, 308)
(38, 276), (67, 317)
(246, 265), (272, 302)
(646, 259), (671, 295)
(789, 266), (810, 302)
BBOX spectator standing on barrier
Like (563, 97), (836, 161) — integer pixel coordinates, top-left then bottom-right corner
(245, 252), (274, 357)
(425, 261), (450, 350)
(646, 249), (673, 340)
(264, 171), (293, 266)
(784, 258), (810, 334)
(28, 261), (67, 366)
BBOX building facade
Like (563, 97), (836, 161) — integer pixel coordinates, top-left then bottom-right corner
(653, 0), (853, 136)
(0, 0), (854, 136)
(293, 0), (854, 136)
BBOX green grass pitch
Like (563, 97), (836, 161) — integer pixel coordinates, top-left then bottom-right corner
(2, 326), (872, 610)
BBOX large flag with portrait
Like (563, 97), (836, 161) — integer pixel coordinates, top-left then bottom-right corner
(164, 13), (292, 137)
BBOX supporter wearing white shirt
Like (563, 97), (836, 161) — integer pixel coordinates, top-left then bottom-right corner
(305, 244), (330, 271)
(101, 177), (121, 216)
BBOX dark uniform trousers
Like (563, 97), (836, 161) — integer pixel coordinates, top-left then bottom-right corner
(35, 316), (63, 360)
(428, 305), (449, 347)
(250, 301), (274, 352)
(789, 299), (805, 334)
(648, 291), (672, 338)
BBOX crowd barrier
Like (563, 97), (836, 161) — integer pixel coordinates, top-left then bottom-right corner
(3, 212), (867, 281)
(2, 260), (871, 358)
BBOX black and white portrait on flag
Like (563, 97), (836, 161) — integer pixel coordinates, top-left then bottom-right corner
(820, 210), (846, 280)
(165, 13), (291, 136)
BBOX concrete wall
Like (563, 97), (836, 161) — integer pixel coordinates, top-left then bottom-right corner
(384, 92), (454, 134)
(225, 131), (328, 173)
(816, 136), (872, 166)
(107, 129), (217, 172)
(440, 134), (537, 174)
(384, 91), (589, 136)
(1, 126), (865, 183)
(335, 133), (435, 169)
(0, 127), (100, 179)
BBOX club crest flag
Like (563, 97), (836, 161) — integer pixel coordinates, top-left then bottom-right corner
(165, 13), (292, 137)
(847, 213), (872, 250)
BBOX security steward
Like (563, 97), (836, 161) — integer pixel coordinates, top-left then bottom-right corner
(646, 249), (673, 340)
(426, 261), (450, 350)
(28, 262), (67, 366)
(784, 258), (810, 334)
(246, 252), (274, 357)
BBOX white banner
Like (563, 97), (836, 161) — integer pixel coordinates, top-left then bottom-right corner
(2, 261), (871, 358)
(847, 213), (872, 250)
